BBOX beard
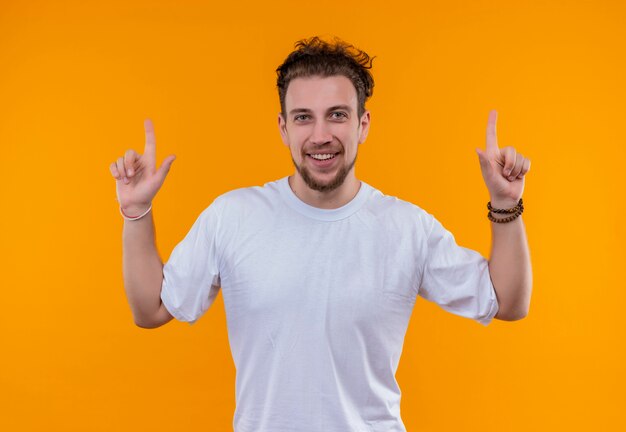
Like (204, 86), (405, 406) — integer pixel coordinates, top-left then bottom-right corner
(291, 151), (358, 193)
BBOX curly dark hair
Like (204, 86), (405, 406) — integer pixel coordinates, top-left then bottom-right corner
(276, 36), (375, 120)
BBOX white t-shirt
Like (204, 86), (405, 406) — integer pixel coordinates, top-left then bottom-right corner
(161, 176), (499, 432)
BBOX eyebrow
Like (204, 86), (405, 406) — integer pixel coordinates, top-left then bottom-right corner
(288, 105), (353, 116)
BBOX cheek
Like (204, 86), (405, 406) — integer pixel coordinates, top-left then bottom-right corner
(288, 139), (305, 158)
(289, 132), (308, 150)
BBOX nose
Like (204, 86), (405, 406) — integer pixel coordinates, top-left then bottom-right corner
(310, 120), (333, 146)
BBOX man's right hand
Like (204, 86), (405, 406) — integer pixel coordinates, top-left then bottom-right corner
(109, 119), (176, 216)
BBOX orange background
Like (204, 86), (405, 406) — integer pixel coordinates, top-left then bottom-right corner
(1, 0), (624, 430)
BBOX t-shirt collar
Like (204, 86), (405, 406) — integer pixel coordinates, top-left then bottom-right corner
(277, 175), (373, 221)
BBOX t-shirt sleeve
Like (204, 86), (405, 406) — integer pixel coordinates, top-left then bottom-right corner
(418, 214), (499, 326)
(160, 202), (222, 325)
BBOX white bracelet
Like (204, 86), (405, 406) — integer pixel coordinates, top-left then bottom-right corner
(119, 203), (152, 221)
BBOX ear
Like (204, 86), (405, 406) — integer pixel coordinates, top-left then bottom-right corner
(357, 110), (371, 144)
(278, 113), (289, 147)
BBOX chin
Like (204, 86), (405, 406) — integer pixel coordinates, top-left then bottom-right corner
(302, 169), (350, 193)
(292, 153), (357, 193)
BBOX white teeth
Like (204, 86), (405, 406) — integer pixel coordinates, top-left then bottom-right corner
(310, 153), (336, 160)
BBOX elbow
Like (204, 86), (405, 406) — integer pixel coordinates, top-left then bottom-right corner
(133, 314), (163, 329)
(493, 282), (532, 321)
(501, 310), (529, 321)
(134, 320), (161, 329)
(495, 303), (530, 321)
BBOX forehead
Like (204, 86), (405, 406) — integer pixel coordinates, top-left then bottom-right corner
(285, 75), (358, 112)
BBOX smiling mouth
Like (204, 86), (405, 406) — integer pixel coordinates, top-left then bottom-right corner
(306, 152), (340, 161)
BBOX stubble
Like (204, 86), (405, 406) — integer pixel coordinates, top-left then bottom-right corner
(291, 152), (358, 193)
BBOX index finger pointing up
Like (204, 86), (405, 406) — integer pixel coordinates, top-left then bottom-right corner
(144, 118), (156, 158)
(486, 109), (499, 151)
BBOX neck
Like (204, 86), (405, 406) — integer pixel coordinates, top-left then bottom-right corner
(288, 173), (361, 209)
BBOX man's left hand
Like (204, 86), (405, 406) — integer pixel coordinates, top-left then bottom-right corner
(475, 110), (531, 207)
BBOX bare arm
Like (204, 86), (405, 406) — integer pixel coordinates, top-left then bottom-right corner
(488, 202), (532, 321)
(121, 206), (173, 328)
(110, 119), (177, 328)
(475, 110), (532, 321)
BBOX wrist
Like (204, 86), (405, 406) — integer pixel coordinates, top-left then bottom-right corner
(120, 203), (152, 218)
(487, 197), (524, 224)
(489, 197), (520, 209)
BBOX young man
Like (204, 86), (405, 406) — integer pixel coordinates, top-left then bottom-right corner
(110, 36), (532, 432)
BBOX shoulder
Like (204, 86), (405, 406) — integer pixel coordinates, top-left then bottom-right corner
(363, 183), (435, 230)
(201, 178), (283, 220)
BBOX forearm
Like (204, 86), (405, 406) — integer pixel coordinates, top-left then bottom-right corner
(122, 207), (165, 326)
(488, 200), (533, 321)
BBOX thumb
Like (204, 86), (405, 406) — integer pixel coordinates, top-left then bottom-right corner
(156, 154), (176, 180)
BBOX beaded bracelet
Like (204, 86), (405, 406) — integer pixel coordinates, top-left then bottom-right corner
(487, 198), (524, 223)
(119, 203), (152, 221)
(488, 198), (523, 214)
